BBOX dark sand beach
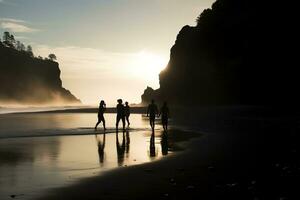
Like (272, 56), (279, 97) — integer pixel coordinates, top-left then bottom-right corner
(1, 107), (299, 200)
(33, 107), (300, 200)
(0, 111), (199, 200)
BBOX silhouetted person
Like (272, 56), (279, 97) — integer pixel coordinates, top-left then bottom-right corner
(147, 99), (159, 130)
(116, 99), (125, 131)
(160, 102), (170, 131)
(116, 130), (125, 166)
(95, 100), (106, 130)
(149, 129), (156, 157)
(161, 130), (168, 155)
(124, 101), (130, 127)
(95, 133), (106, 164)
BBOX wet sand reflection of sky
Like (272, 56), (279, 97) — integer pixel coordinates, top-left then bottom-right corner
(0, 113), (174, 200)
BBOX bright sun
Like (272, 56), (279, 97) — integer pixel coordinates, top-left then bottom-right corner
(131, 51), (168, 83)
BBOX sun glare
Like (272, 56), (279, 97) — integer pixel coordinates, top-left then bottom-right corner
(131, 51), (168, 84)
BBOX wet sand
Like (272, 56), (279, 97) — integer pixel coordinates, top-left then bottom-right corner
(36, 107), (300, 200)
(0, 112), (200, 200)
(36, 130), (212, 200)
(1, 108), (299, 200)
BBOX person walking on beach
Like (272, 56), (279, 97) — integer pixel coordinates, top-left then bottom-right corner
(95, 100), (106, 130)
(160, 101), (170, 131)
(116, 99), (125, 131)
(147, 99), (159, 130)
(124, 101), (130, 127)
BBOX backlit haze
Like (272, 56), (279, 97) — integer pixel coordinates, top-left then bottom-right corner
(0, 0), (214, 106)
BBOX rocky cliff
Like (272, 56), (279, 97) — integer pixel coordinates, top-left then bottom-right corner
(0, 43), (80, 105)
(142, 0), (294, 105)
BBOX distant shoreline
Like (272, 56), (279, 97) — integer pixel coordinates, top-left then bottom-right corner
(1, 106), (147, 115)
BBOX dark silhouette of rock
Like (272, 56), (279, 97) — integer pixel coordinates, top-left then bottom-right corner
(141, 87), (154, 105)
(142, 0), (293, 105)
(0, 43), (80, 105)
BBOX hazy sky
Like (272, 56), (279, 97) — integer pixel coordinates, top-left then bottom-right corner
(0, 0), (214, 106)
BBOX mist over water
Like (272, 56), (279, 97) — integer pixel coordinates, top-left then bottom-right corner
(0, 105), (88, 115)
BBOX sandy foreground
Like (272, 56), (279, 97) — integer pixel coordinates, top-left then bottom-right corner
(36, 108), (300, 200)
(36, 131), (218, 200)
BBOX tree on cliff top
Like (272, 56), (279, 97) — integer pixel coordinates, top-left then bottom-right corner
(2, 31), (15, 48)
(26, 45), (34, 57)
(48, 53), (57, 61)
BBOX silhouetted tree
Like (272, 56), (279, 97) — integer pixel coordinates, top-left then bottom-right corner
(16, 41), (25, 51)
(3, 32), (10, 42)
(26, 45), (34, 57)
(10, 35), (16, 48)
(16, 41), (21, 50)
(48, 53), (57, 61)
(20, 43), (26, 51)
(2, 32), (14, 48)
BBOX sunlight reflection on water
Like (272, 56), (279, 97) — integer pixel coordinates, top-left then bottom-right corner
(0, 113), (172, 200)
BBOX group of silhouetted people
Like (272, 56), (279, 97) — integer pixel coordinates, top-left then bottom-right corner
(147, 100), (169, 131)
(94, 99), (170, 165)
(94, 99), (169, 131)
(95, 99), (131, 131)
(116, 99), (131, 131)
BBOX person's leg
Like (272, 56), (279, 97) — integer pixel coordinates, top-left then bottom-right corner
(116, 115), (120, 131)
(126, 115), (130, 126)
(102, 117), (106, 130)
(152, 117), (155, 129)
(166, 119), (168, 130)
(95, 121), (100, 130)
(162, 118), (168, 131)
(149, 118), (152, 128)
(150, 116), (155, 129)
(95, 117), (101, 130)
(122, 117), (125, 130)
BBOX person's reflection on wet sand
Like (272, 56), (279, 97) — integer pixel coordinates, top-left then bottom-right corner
(95, 133), (106, 165)
(125, 129), (130, 155)
(116, 130), (125, 166)
(150, 129), (156, 157)
(161, 130), (168, 156)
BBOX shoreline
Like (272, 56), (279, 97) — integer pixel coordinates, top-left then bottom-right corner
(1, 108), (299, 199)
(1, 125), (201, 200)
(36, 110), (300, 200)
(1, 106), (147, 115)
(0, 127), (150, 140)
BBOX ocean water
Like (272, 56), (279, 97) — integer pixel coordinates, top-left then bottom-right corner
(0, 112), (150, 139)
(0, 113), (175, 200)
(0, 106), (87, 115)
